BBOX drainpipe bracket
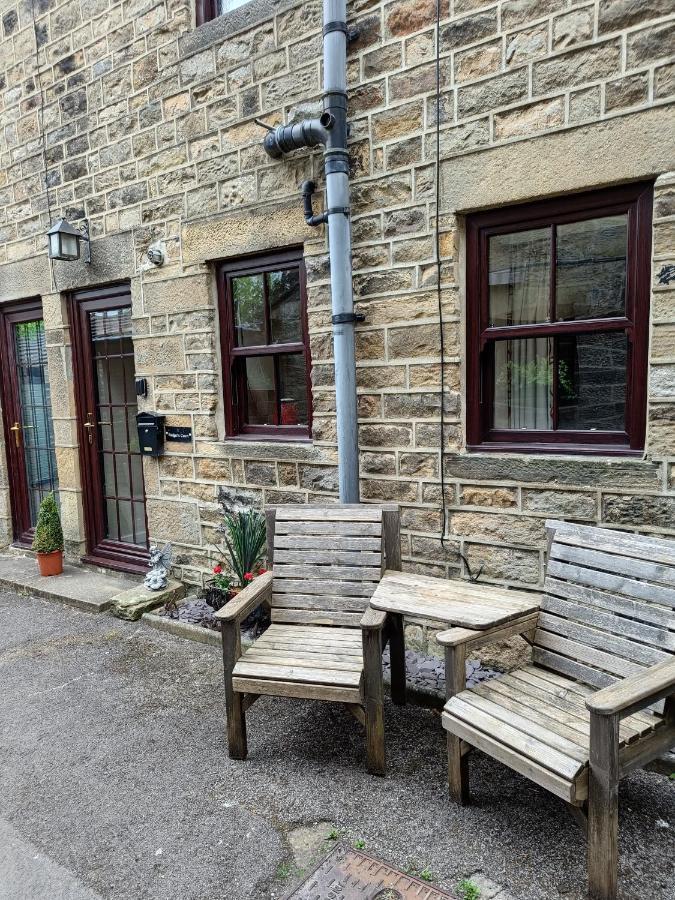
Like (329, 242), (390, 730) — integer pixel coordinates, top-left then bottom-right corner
(332, 313), (365, 325)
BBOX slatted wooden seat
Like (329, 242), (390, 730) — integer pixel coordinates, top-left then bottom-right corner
(440, 520), (675, 900)
(216, 504), (401, 774)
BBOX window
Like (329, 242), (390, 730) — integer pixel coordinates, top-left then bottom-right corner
(196, 0), (249, 25)
(218, 249), (312, 439)
(466, 182), (652, 455)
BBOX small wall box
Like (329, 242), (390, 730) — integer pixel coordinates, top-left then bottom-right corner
(136, 412), (165, 457)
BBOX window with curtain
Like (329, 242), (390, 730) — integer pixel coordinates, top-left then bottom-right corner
(217, 249), (312, 439)
(196, 0), (249, 26)
(466, 182), (652, 454)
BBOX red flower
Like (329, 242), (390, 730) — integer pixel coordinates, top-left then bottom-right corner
(258, 568), (267, 575)
(213, 564), (222, 574)
(243, 572), (254, 582)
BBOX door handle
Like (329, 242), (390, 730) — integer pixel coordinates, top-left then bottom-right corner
(83, 414), (96, 445)
(9, 422), (21, 448)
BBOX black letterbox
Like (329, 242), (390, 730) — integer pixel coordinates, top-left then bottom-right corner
(136, 412), (165, 457)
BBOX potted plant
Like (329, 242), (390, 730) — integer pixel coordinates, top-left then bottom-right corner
(202, 564), (233, 612)
(32, 492), (64, 576)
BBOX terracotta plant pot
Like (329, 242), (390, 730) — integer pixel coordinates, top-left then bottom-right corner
(36, 550), (63, 577)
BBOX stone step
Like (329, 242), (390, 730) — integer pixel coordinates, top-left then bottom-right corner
(0, 554), (140, 613)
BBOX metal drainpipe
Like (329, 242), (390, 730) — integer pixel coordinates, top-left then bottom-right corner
(260, 0), (360, 503)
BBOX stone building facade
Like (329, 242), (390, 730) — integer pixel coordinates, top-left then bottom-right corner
(0, 0), (673, 608)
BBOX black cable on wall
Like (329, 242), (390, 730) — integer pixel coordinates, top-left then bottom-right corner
(434, 0), (447, 549)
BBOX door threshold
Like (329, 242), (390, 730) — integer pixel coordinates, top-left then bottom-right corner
(81, 553), (149, 577)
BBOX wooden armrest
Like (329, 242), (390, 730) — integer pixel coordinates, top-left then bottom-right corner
(586, 658), (675, 718)
(214, 572), (273, 623)
(361, 607), (388, 630)
(436, 613), (540, 650)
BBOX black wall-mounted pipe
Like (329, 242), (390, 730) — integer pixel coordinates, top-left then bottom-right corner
(300, 180), (328, 226)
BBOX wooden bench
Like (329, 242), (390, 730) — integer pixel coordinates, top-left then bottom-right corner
(440, 520), (675, 900)
(215, 504), (401, 775)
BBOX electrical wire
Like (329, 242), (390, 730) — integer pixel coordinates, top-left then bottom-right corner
(434, 0), (447, 548)
(29, 0), (57, 291)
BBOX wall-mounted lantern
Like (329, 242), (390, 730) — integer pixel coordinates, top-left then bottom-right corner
(47, 218), (91, 264)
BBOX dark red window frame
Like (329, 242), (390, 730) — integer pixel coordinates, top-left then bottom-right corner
(217, 248), (313, 441)
(466, 182), (653, 456)
(196, 0), (218, 26)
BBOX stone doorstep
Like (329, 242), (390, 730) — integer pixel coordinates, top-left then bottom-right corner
(0, 554), (140, 613)
(110, 580), (186, 621)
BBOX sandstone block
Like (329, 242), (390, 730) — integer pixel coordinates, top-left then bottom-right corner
(553, 8), (594, 50)
(360, 478), (418, 502)
(494, 97), (564, 139)
(457, 69), (528, 118)
(532, 40), (621, 93)
(598, 0), (673, 34)
(244, 461), (277, 486)
(360, 452), (396, 476)
(521, 489), (598, 519)
(650, 364), (675, 397)
(399, 452), (440, 478)
(647, 403), (675, 456)
(143, 274), (212, 315)
(450, 511), (547, 546)
(111, 579), (185, 622)
(196, 458), (232, 481)
(372, 102), (424, 142)
(505, 23), (548, 66)
(386, 0), (437, 37)
(461, 487), (517, 508)
(147, 498), (202, 545)
(464, 543), (541, 584)
(602, 494), (675, 530)
(441, 9), (498, 51)
(502, 0), (566, 29)
(299, 465), (339, 493)
(360, 424), (413, 448)
(605, 73), (649, 111)
(455, 39), (502, 83)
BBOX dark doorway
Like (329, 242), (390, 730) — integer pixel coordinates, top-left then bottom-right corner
(0, 299), (59, 545)
(70, 284), (148, 573)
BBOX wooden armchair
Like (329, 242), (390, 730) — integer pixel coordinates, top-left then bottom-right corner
(440, 520), (675, 900)
(215, 504), (401, 775)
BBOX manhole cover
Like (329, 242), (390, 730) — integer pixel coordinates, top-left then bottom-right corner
(284, 845), (453, 899)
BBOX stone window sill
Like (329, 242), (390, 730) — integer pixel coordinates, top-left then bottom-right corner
(180, 0), (297, 58)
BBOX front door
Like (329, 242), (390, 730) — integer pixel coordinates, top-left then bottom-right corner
(0, 299), (59, 545)
(70, 285), (148, 573)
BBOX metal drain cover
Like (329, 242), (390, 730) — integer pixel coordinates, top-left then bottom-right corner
(285, 844), (454, 899)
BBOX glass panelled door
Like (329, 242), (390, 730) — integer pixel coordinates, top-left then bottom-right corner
(71, 285), (148, 573)
(0, 300), (59, 544)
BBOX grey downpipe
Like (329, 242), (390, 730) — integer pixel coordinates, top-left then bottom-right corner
(261, 0), (360, 503)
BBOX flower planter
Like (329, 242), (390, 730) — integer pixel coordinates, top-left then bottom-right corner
(36, 550), (63, 577)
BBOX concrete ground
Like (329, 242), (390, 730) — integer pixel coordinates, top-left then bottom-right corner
(0, 590), (673, 900)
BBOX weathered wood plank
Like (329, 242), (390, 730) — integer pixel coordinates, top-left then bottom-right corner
(274, 521), (382, 536)
(542, 588), (675, 650)
(274, 564), (382, 582)
(585, 657), (675, 717)
(546, 559), (675, 609)
(551, 542), (675, 588)
(382, 507), (402, 572)
(232, 676), (362, 703)
(619, 723), (675, 776)
(363, 619), (386, 775)
(271, 608), (363, 626)
(445, 641), (469, 804)
(263, 625), (363, 643)
(588, 711), (619, 900)
(271, 593), (368, 612)
(274, 534), (383, 551)
(458, 691), (589, 762)
(534, 631), (645, 680)
(274, 549), (383, 566)
(441, 711), (582, 804)
(275, 506), (382, 521)
(551, 523), (675, 566)
(446, 696), (585, 780)
(272, 579), (376, 597)
(233, 660), (362, 687)
(243, 650), (363, 671)
(533, 647), (616, 691)
(252, 639), (363, 660)
(537, 612), (670, 667)
(437, 614), (540, 649)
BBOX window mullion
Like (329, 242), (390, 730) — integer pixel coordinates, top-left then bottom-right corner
(263, 272), (271, 345)
(550, 224), (558, 430)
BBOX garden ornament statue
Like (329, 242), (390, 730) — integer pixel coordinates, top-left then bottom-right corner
(145, 543), (172, 591)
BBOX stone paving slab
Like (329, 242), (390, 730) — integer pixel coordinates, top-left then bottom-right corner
(0, 555), (138, 612)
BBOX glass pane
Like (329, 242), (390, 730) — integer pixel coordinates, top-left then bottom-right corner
(13, 319), (59, 524)
(243, 356), (276, 425)
(489, 228), (551, 326)
(118, 500), (134, 544)
(269, 268), (301, 344)
(493, 337), (552, 430)
(112, 407), (127, 451)
(556, 215), (627, 321)
(133, 502), (147, 545)
(105, 499), (119, 541)
(278, 354), (308, 425)
(131, 455), (145, 499)
(115, 454), (132, 498)
(557, 332), (627, 431)
(107, 356), (126, 403)
(102, 453), (115, 496)
(233, 274), (265, 347)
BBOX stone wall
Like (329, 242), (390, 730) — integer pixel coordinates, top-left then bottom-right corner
(0, 0), (673, 609)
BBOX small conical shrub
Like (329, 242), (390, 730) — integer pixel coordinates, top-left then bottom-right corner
(32, 493), (64, 554)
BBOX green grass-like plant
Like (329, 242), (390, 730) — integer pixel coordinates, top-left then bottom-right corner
(457, 878), (481, 900)
(32, 493), (63, 554)
(220, 508), (266, 587)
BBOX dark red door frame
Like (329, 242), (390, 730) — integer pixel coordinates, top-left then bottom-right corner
(69, 283), (149, 574)
(0, 298), (48, 545)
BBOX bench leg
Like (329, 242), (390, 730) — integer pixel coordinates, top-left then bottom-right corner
(389, 612), (406, 706)
(445, 643), (470, 805)
(363, 625), (386, 776)
(221, 620), (247, 760)
(588, 711), (619, 900)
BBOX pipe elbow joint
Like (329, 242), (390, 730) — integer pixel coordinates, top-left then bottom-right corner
(300, 180), (328, 227)
(262, 114), (334, 159)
